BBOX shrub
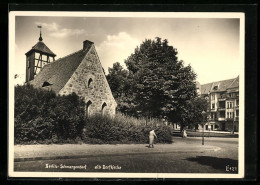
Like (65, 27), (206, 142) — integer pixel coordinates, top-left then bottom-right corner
(14, 84), (172, 144)
(83, 113), (172, 144)
(14, 84), (85, 144)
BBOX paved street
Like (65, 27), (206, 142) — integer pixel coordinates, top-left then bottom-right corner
(13, 137), (238, 173)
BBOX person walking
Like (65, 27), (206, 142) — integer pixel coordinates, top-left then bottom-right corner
(182, 128), (187, 138)
(149, 129), (157, 148)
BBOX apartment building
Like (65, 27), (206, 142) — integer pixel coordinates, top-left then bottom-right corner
(197, 76), (239, 132)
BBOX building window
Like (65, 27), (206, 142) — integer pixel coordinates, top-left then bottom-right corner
(236, 99), (239, 106)
(212, 103), (215, 109)
(213, 86), (218, 90)
(219, 101), (225, 108)
(101, 102), (107, 115)
(211, 113), (215, 120)
(227, 102), (233, 109)
(219, 111), (225, 118)
(227, 112), (233, 118)
(236, 110), (239, 117)
(86, 100), (92, 117)
(88, 78), (93, 88)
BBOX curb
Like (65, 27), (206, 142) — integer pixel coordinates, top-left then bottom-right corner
(14, 147), (218, 162)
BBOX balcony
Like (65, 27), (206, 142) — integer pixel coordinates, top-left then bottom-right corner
(218, 98), (226, 101)
(226, 118), (234, 121)
(218, 117), (225, 121)
(226, 96), (237, 100)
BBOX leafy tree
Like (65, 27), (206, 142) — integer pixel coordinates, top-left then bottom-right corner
(107, 37), (204, 130)
(106, 62), (136, 116)
(177, 97), (208, 131)
(124, 37), (197, 129)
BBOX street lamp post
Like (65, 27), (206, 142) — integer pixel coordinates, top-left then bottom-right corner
(231, 101), (235, 134)
(202, 111), (207, 145)
(202, 122), (204, 145)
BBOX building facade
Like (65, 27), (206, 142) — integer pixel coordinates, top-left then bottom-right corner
(197, 76), (239, 132)
(26, 35), (117, 117)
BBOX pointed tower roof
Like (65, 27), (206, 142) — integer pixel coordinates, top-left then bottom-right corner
(25, 28), (56, 57)
(30, 40), (93, 94)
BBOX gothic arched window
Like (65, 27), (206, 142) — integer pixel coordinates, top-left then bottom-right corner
(86, 100), (92, 117)
(88, 78), (93, 88)
(101, 102), (107, 116)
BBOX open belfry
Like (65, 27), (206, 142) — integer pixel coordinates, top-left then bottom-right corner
(26, 27), (117, 116)
(25, 26), (56, 82)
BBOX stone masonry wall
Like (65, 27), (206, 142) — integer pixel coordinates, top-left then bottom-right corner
(59, 46), (117, 116)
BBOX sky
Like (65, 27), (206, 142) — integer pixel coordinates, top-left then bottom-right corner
(13, 15), (241, 85)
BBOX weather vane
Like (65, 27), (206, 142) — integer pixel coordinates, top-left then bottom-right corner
(37, 25), (43, 41)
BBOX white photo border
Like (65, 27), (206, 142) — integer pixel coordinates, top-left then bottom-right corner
(8, 11), (245, 179)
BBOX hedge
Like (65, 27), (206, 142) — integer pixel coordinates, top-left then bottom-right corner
(14, 84), (85, 144)
(14, 84), (173, 144)
(82, 113), (173, 144)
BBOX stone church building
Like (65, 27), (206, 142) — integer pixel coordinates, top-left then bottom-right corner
(26, 33), (117, 116)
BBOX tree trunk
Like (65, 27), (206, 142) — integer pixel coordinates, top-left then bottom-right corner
(180, 124), (184, 133)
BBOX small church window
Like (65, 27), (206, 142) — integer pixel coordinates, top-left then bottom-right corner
(86, 100), (92, 117)
(88, 78), (93, 88)
(42, 81), (52, 87)
(101, 102), (107, 116)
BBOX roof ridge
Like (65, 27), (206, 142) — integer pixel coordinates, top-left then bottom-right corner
(228, 78), (237, 88)
(53, 49), (84, 63)
(201, 82), (213, 86)
(201, 77), (237, 86)
(38, 49), (84, 73)
(227, 76), (239, 89)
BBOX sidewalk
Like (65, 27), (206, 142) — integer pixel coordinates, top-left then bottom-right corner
(14, 140), (220, 162)
(172, 130), (238, 138)
(194, 130), (239, 134)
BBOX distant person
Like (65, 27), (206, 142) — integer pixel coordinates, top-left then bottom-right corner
(182, 129), (187, 138)
(149, 129), (157, 148)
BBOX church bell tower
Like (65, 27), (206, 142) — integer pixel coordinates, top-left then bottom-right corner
(25, 26), (56, 82)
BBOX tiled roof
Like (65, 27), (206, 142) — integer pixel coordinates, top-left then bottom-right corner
(201, 82), (213, 95)
(227, 76), (239, 89)
(200, 76), (239, 95)
(30, 43), (93, 94)
(25, 41), (56, 56)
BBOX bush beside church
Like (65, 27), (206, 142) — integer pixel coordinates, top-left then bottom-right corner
(14, 85), (172, 144)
